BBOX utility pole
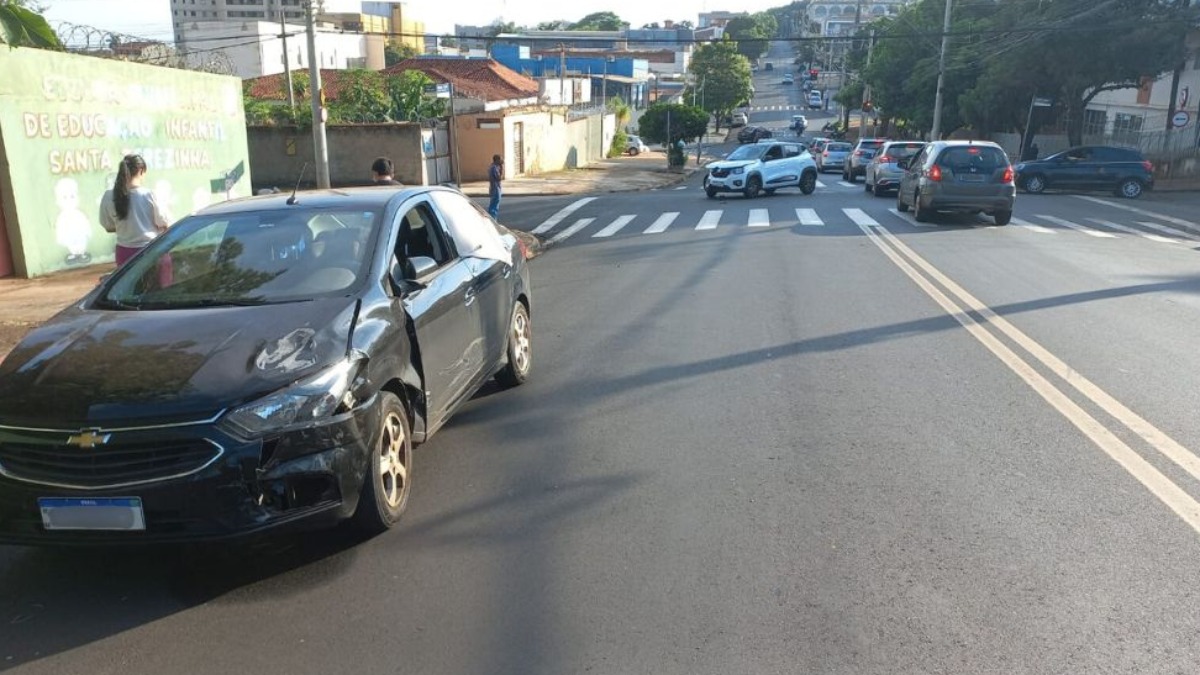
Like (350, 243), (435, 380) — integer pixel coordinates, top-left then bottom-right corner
(559, 43), (567, 114)
(280, 0), (295, 109)
(840, 0), (864, 133)
(305, 0), (330, 188)
(929, 0), (953, 140)
(860, 28), (875, 136)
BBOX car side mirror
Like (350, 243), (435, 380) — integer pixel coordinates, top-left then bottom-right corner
(388, 256), (437, 295)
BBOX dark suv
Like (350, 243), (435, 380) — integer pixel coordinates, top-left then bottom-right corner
(897, 140), (1015, 225)
(1015, 145), (1154, 199)
(737, 126), (773, 144)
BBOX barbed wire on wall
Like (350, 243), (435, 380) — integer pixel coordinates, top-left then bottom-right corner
(52, 21), (237, 76)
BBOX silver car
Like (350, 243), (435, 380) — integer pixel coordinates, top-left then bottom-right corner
(864, 141), (926, 196)
(896, 140), (1015, 225)
(816, 141), (852, 173)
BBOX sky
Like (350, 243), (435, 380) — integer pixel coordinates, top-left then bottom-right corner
(38, 0), (787, 43)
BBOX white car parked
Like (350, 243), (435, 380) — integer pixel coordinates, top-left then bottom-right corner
(625, 135), (650, 155)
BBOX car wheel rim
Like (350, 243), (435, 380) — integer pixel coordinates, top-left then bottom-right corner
(378, 412), (408, 508)
(1028, 177), (1043, 192)
(512, 309), (531, 374)
(1123, 182), (1141, 198)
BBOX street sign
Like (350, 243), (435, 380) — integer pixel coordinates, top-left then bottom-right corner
(1172, 110), (1191, 128)
(1032, 97), (1053, 108)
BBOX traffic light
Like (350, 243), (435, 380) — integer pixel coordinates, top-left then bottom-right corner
(809, 68), (819, 78)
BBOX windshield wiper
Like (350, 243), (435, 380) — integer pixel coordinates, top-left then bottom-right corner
(94, 297), (143, 311)
(168, 297), (273, 308)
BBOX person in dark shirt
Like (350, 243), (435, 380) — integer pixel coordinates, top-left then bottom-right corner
(371, 157), (403, 186)
(487, 154), (503, 218)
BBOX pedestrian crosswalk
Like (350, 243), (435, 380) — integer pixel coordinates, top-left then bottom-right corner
(747, 104), (813, 112)
(530, 203), (1200, 249)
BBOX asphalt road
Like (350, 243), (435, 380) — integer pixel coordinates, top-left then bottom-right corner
(7, 60), (1200, 675)
(747, 40), (837, 138)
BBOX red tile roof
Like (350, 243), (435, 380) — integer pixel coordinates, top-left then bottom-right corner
(383, 57), (539, 102)
(245, 69), (354, 102)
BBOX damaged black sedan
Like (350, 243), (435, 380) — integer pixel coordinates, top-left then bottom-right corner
(0, 186), (532, 544)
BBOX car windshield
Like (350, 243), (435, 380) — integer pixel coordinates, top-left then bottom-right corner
(97, 206), (383, 310)
(883, 143), (924, 158)
(726, 145), (767, 161)
(827, 143), (852, 152)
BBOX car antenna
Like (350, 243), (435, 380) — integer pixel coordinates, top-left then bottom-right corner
(286, 162), (309, 205)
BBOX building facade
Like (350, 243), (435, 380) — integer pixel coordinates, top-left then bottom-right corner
(806, 1), (907, 37)
(182, 20), (378, 79)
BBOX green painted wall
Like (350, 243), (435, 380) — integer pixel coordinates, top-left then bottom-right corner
(0, 47), (251, 277)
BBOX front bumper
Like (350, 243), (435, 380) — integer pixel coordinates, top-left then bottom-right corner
(0, 399), (381, 545)
(706, 173), (748, 192)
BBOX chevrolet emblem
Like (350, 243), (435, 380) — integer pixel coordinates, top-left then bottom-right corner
(66, 430), (111, 449)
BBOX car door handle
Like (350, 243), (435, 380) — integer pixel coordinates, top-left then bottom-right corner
(502, 264), (512, 279)
(464, 288), (477, 307)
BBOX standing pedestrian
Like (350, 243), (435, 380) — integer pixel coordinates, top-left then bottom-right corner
(487, 154), (504, 219)
(371, 157), (403, 186)
(100, 154), (172, 285)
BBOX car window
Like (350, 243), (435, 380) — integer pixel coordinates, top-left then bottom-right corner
(936, 146), (1008, 171)
(396, 201), (454, 266)
(428, 190), (512, 264)
(859, 140), (885, 151)
(1065, 147), (1092, 161)
(1094, 147), (1141, 161)
(726, 145), (766, 161)
(783, 144), (801, 158)
(100, 207), (383, 308)
(764, 146), (784, 161)
(908, 146), (930, 169)
(882, 143), (924, 159)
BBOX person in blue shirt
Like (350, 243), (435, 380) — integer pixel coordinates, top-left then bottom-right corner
(487, 154), (503, 218)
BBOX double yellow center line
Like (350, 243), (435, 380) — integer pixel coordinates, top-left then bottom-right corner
(858, 221), (1200, 533)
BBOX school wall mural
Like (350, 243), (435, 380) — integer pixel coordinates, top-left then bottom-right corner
(0, 47), (251, 277)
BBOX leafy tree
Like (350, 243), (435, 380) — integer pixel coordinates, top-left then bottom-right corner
(0, 0), (61, 49)
(385, 43), (418, 67)
(329, 69), (390, 123)
(385, 70), (446, 121)
(677, 20), (694, 29)
(687, 40), (753, 131)
(487, 20), (519, 36)
(608, 129), (628, 157)
(642, 22), (660, 30)
(537, 20), (569, 30)
(570, 12), (625, 31)
(607, 95), (632, 129)
(637, 103), (708, 144)
(724, 16), (767, 61)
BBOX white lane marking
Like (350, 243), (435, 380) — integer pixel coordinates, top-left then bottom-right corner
(547, 218), (594, 244)
(696, 210), (723, 230)
(886, 207), (933, 227)
(843, 208), (879, 227)
(643, 212), (680, 234)
(674, 186), (688, 190)
(1036, 214), (1118, 238)
(592, 215), (636, 238)
(1010, 217), (1056, 233)
(531, 197), (598, 234)
(1134, 220), (1200, 242)
(838, 181), (856, 188)
(796, 208), (823, 226)
(862, 223), (1200, 534)
(1075, 195), (1200, 233)
(815, 180), (827, 189)
(1085, 218), (1185, 244)
(748, 208), (771, 228)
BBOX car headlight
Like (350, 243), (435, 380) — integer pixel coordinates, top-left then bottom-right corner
(220, 356), (365, 438)
(732, 167), (745, 175)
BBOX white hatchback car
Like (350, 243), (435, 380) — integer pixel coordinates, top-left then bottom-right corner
(625, 135), (650, 156)
(705, 140), (819, 199)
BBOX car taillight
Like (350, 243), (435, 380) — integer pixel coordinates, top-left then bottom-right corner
(516, 237), (529, 260)
(1002, 166), (1014, 183)
(880, 154), (895, 163)
(1141, 160), (1154, 172)
(928, 165), (943, 182)
(823, 151), (829, 157)
(854, 150), (864, 156)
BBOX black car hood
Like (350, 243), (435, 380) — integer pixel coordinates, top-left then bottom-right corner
(0, 298), (359, 427)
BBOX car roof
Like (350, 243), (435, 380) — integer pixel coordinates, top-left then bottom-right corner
(928, 139), (1005, 149)
(197, 185), (437, 216)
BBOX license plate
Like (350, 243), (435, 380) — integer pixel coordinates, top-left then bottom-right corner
(39, 497), (146, 531)
(959, 174), (986, 182)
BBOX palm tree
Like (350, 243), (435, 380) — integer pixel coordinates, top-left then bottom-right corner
(0, 0), (63, 49)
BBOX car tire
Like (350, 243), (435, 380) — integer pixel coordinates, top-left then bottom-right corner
(913, 191), (931, 222)
(896, 191), (909, 212)
(352, 391), (413, 534)
(873, 182), (886, 197)
(630, 148), (640, 156)
(842, 169), (850, 182)
(1117, 178), (1144, 199)
(993, 210), (1012, 226)
(864, 179), (873, 193)
(705, 187), (718, 199)
(495, 302), (531, 388)
(764, 188), (776, 196)
(1023, 174), (1046, 194)
(744, 175), (762, 199)
(799, 170), (817, 195)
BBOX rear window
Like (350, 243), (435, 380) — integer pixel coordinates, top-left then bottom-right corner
(936, 146), (1008, 171)
(858, 140), (885, 150)
(827, 143), (852, 151)
(883, 143), (924, 158)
